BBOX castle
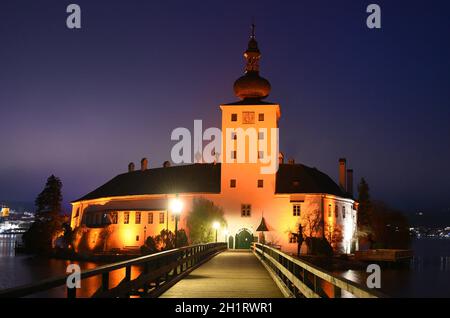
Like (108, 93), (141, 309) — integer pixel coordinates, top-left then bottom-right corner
(70, 27), (358, 255)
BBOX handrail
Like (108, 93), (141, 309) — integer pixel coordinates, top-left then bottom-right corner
(0, 242), (227, 298)
(253, 243), (386, 298)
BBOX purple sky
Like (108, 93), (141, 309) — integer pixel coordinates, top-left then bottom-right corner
(1, 0), (449, 218)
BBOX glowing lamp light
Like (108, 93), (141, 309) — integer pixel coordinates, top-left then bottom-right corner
(170, 197), (183, 215)
(223, 229), (229, 236)
(213, 221), (220, 230)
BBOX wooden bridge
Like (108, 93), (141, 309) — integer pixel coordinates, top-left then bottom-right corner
(0, 243), (384, 298)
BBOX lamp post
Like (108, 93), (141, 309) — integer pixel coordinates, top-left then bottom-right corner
(144, 225), (147, 244)
(171, 195), (183, 248)
(213, 221), (220, 243)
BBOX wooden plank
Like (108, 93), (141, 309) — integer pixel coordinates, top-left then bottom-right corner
(160, 251), (284, 298)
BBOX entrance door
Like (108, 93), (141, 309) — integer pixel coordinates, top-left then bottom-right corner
(235, 229), (253, 249)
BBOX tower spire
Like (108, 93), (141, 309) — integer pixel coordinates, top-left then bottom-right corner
(251, 22), (256, 39)
(233, 24), (271, 100)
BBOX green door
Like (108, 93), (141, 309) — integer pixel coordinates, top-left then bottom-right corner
(235, 229), (253, 249)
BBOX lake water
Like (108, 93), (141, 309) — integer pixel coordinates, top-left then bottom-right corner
(1, 235), (450, 297)
(335, 238), (450, 298)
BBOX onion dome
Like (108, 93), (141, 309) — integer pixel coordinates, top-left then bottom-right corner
(233, 24), (271, 100)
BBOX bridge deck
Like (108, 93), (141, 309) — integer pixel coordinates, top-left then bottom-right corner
(160, 250), (284, 298)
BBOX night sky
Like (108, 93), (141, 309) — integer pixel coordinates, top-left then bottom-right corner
(1, 1), (449, 220)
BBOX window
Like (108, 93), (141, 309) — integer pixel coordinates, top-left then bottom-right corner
(171, 214), (175, 222)
(74, 208), (80, 218)
(242, 111), (255, 124)
(231, 151), (237, 159)
(231, 113), (237, 121)
(241, 204), (251, 217)
(258, 131), (264, 140)
(124, 212), (130, 224)
(258, 151), (264, 159)
(231, 132), (237, 140)
(258, 113), (264, 121)
(257, 179), (264, 188)
(230, 179), (236, 188)
(293, 204), (301, 216)
(342, 206), (346, 219)
(110, 212), (118, 224)
(328, 204), (332, 218)
(135, 212), (141, 224)
(148, 212), (154, 224)
(289, 234), (298, 244)
(335, 206), (339, 218)
(159, 212), (165, 224)
(136, 235), (139, 242)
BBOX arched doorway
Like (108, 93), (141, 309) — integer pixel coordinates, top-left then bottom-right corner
(235, 229), (253, 249)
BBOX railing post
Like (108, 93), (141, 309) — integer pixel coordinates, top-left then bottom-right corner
(67, 286), (76, 298)
(334, 285), (342, 298)
(313, 275), (318, 294)
(102, 272), (109, 292)
(124, 266), (131, 298)
(125, 266), (131, 281)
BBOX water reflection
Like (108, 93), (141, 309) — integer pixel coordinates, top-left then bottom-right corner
(334, 239), (450, 297)
(2, 235), (450, 297)
(0, 234), (143, 298)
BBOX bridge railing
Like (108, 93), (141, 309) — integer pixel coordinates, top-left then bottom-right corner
(253, 243), (385, 298)
(0, 242), (227, 298)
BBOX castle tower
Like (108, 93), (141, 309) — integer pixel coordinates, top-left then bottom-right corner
(218, 25), (281, 243)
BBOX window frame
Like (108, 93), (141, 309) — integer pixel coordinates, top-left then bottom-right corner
(148, 212), (154, 224)
(241, 204), (251, 217)
(293, 204), (301, 216)
(135, 211), (141, 224)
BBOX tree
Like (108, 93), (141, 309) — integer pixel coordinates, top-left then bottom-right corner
(357, 178), (410, 249)
(186, 198), (226, 244)
(35, 175), (63, 217)
(155, 229), (175, 251)
(23, 175), (65, 254)
(141, 236), (158, 255)
(357, 178), (372, 231)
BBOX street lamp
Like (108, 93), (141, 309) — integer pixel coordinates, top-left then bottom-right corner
(144, 225), (147, 243)
(170, 195), (183, 248)
(213, 221), (220, 243)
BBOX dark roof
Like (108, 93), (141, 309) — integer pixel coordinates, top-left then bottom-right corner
(223, 98), (277, 106)
(73, 164), (221, 202)
(275, 164), (352, 198)
(74, 162), (352, 203)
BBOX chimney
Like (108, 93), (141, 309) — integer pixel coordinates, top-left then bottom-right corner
(339, 158), (347, 190)
(141, 158), (148, 171)
(128, 162), (135, 173)
(288, 158), (295, 165)
(347, 169), (354, 196)
(278, 152), (284, 164)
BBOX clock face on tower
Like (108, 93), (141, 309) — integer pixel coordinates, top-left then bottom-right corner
(242, 111), (255, 124)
